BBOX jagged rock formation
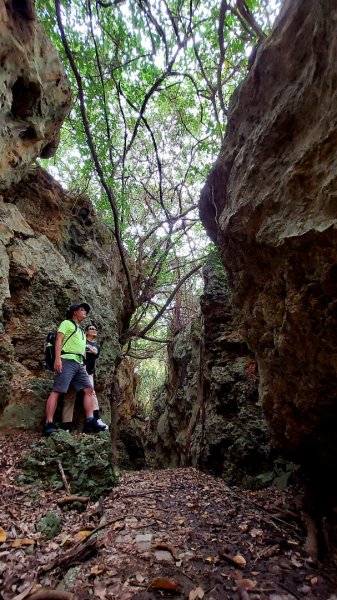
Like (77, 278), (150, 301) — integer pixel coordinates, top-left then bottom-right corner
(0, 4), (131, 431)
(0, 1), (71, 190)
(155, 258), (286, 487)
(200, 0), (337, 507)
(114, 358), (146, 469)
(0, 167), (128, 429)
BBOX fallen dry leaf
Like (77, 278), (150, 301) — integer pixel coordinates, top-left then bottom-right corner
(154, 541), (179, 559)
(106, 569), (118, 577)
(0, 527), (7, 542)
(239, 578), (256, 590)
(73, 530), (92, 542)
(189, 586), (205, 599)
(291, 555), (303, 567)
(59, 534), (72, 546)
(233, 554), (246, 567)
(148, 577), (181, 592)
(112, 521), (125, 531)
(93, 579), (107, 599)
(11, 538), (35, 548)
(250, 528), (263, 538)
(12, 583), (41, 600)
(90, 565), (106, 576)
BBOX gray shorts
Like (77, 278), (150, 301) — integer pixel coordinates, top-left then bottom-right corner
(52, 359), (93, 394)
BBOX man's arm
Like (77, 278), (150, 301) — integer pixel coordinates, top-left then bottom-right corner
(54, 332), (64, 374)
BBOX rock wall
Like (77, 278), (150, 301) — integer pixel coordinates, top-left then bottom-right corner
(0, 1), (71, 190)
(155, 257), (283, 487)
(0, 167), (128, 429)
(200, 0), (337, 502)
(0, 3), (130, 431)
(114, 357), (146, 469)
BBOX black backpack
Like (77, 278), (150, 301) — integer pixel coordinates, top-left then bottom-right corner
(44, 320), (78, 371)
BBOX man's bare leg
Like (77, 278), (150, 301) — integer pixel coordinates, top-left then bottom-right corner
(45, 391), (61, 423)
(83, 387), (94, 418)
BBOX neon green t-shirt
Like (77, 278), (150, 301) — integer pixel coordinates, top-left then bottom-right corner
(57, 319), (86, 364)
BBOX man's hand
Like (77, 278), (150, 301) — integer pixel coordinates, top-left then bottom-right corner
(54, 358), (63, 373)
(54, 332), (65, 374)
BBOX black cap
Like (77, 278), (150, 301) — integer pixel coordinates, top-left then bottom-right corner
(66, 302), (90, 319)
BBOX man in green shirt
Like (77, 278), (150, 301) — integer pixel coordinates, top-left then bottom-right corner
(43, 302), (106, 436)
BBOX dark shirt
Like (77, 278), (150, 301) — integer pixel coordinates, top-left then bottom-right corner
(85, 340), (100, 375)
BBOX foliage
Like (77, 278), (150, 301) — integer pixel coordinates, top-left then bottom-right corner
(18, 430), (119, 500)
(206, 244), (229, 290)
(35, 0), (281, 353)
(135, 351), (167, 416)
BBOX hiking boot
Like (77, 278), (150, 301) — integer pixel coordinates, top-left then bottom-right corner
(60, 422), (73, 432)
(96, 418), (109, 431)
(82, 417), (106, 434)
(42, 422), (58, 436)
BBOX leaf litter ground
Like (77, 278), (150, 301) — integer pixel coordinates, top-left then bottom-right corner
(0, 432), (337, 600)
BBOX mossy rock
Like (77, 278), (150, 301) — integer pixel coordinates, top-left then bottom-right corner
(18, 430), (119, 499)
(36, 511), (62, 539)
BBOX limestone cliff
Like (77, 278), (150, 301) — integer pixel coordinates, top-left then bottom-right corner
(0, 3), (130, 431)
(0, 1), (71, 190)
(0, 167), (128, 429)
(200, 0), (337, 506)
(155, 257), (284, 487)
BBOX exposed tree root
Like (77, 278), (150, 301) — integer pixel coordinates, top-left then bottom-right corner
(302, 511), (319, 561)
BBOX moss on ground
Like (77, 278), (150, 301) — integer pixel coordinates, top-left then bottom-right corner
(18, 430), (119, 499)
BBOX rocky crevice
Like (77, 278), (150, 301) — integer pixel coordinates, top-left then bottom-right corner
(154, 257), (287, 488)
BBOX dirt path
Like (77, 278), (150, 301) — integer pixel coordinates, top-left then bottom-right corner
(0, 432), (336, 599)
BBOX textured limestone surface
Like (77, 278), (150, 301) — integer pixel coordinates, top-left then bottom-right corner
(199, 0), (337, 480)
(155, 258), (282, 487)
(0, 1), (71, 190)
(0, 167), (128, 429)
(114, 358), (146, 469)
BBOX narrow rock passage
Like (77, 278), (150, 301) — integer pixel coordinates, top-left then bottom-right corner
(1, 433), (336, 599)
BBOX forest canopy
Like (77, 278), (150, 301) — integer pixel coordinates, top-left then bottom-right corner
(36, 0), (281, 356)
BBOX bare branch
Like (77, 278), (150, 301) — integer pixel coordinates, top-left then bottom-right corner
(234, 0), (267, 41)
(162, 0), (180, 41)
(96, 0), (126, 7)
(137, 263), (203, 338)
(140, 334), (171, 344)
(137, 0), (169, 62)
(124, 32), (191, 159)
(117, 86), (170, 221)
(88, 0), (114, 167)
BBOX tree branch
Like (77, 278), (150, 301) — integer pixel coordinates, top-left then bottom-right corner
(55, 0), (136, 311)
(137, 263), (203, 338)
(96, 0), (126, 7)
(217, 0), (229, 118)
(236, 0), (267, 41)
